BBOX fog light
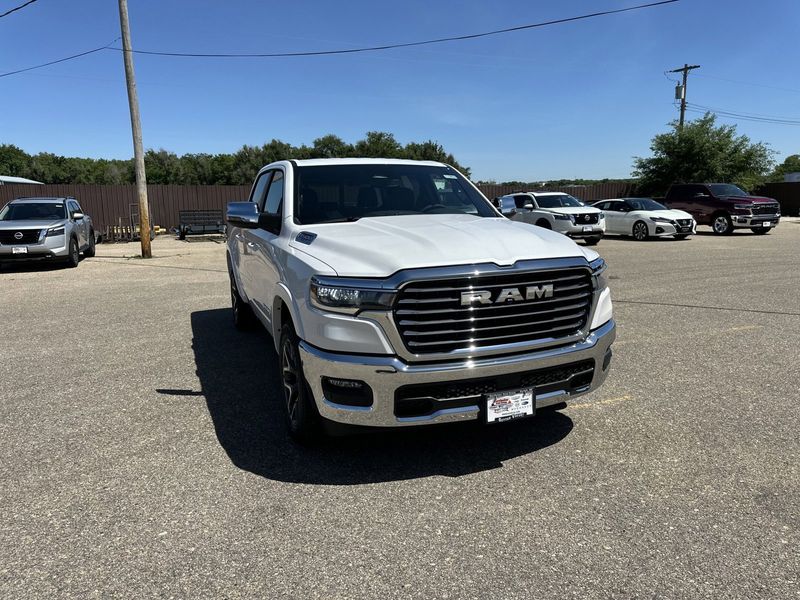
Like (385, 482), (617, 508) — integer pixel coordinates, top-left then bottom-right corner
(655, 227), (664, 234)
(321, 377), (373, 407)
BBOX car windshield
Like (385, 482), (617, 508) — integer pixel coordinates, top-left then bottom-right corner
(626, 198), (667, 211)
(535, 194), (584, 208)
(0, 202), (66, 221)
(708, 184), (748, 197)
(294, 164), (496, 224)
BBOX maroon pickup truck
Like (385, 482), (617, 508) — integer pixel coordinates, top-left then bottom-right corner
(663, 183), (781, 235)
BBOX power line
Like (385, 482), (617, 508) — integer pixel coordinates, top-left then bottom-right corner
(0, 0), (39, 19)
(695, 73), (800, 95)
(116, 0), (679, 58)
(0, 1), (679, 79)
(0, 38), (119, 78)
(686, 103), (800, 126)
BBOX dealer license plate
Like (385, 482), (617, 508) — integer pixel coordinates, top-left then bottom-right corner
(12, 247), (27, 254)
(582, 226), (593, 233)
(485, 388), (535, 423)
(762, 221), (771, 227)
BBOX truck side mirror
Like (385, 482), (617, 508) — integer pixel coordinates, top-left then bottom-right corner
(226, 202), (259, 227)
(693, 192), (708, 198)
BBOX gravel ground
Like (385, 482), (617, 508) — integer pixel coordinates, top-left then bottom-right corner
(1, 224), (798, 599)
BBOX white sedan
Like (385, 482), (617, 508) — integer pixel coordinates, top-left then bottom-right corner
(592, 198), (695, 240)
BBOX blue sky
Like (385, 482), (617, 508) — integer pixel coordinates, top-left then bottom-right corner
(1, 0), (798, 181)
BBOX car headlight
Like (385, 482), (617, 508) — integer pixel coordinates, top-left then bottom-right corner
(310, 277), (397, 314)
(590, 258), (608, 291)
(46, 227), (65, 237)
(554, 214), (573, 221)
(648, 217), (671, 223)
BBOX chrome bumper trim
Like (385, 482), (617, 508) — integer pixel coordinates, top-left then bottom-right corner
(299, 319), (616, 428)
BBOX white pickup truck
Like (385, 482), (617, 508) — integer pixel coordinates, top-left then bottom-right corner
(226, 158), (615, 442)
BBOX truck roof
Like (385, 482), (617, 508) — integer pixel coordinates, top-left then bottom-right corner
(291, 158), (448, 168)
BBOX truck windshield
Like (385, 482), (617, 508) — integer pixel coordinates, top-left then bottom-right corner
(293, 164), (497, 224)
(535, 194), (584, 208)
(0, 202), (66, 221)
(708, 184), (748, 197)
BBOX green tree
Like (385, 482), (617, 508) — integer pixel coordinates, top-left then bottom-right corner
(768, 154), (800, 182)
(354, 131), (403, 158)
(632, 113), (775, 196)
(0, 144), (32, 178)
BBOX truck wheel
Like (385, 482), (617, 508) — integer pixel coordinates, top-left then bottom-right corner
(65, 237), (80, 268)
(750, 227), (771, 235)
(279, 322), (323, 444)
(632, 221), (649, 241)
(230, 273), (257, 330)
(584, 236), (601, 246)
(536, 220), (551, 229)
(712, 213), (733, 235)
(83, 230), (96, 257)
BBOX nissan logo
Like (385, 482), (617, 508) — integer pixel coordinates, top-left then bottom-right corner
(14, 231), (23, 240)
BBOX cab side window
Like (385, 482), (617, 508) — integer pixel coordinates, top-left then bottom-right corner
(68, 200), (81, 217)
(513, 195), (531, 209)
(263, 171), (284, 215)
(250, 171), (272, 208)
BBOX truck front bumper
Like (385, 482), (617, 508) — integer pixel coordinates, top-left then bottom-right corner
(731, 214), (780, 229)
(299, 319), (616, 428)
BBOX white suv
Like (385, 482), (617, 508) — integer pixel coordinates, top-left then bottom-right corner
(226, 159), (615, 442)
(496, 192), (605, 246)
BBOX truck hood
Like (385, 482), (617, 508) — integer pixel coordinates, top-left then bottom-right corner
(289, 214), (590, 278)
(722, 195), (777, 204)
(0, 219), (66, 230)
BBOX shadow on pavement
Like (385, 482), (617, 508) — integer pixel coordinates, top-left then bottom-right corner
(188, 308), (573, 485)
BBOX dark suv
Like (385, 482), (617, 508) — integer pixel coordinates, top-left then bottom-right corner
(663, 183), (780, 235)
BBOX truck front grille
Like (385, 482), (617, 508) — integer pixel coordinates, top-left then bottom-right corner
(0, 229), (41, 245)
(393, 267), (593, 355)
(752, 203), (780, 215)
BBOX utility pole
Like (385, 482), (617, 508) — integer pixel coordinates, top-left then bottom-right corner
(669, 63), (700, 131)
(118, 0), (152, 258)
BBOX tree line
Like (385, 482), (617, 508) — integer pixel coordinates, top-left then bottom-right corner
(1, 119), (795, 194)
(0, 132), (470, 185)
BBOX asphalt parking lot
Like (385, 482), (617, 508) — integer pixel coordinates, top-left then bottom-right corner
(2, 223), (798, 599)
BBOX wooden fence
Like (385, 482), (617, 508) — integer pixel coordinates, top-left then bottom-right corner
(755, 182), (800, 216)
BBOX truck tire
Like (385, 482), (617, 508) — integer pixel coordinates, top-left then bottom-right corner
(584, 236), (601, 246)
(65, 237), (80, 268)
(632, 220), (649, 241)
(750, 227), (771, 235)
(279, 321), (323, 444)
(712, 213), (733, 235)
(83, 230), (96, 257)
(230, 272), (257, 330)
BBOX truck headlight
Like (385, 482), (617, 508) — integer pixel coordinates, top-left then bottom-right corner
(590, 258), (608, 291)
(310, 277), (396, 314)
(734, 204), (753, 212)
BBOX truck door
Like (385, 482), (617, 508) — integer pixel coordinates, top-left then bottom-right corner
(242, 169), (284, 326)
(237, 171), (271, 301)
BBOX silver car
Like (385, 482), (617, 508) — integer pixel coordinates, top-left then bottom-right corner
(0, 197), (95, 267)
